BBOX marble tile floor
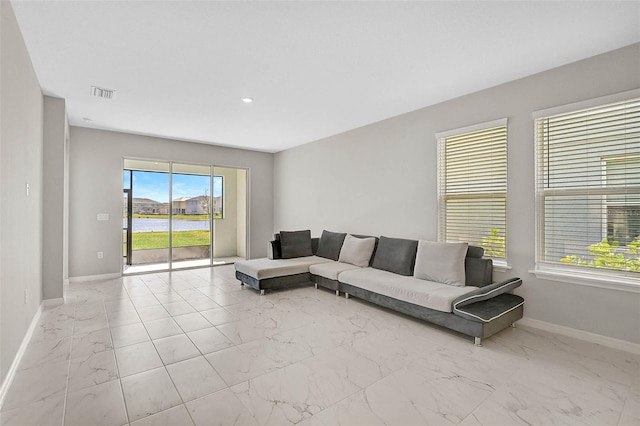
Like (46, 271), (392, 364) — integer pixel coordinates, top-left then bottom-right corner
(1, 264), (638, 425)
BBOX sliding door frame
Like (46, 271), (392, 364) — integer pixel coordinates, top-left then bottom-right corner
(122, 157), (249, 274)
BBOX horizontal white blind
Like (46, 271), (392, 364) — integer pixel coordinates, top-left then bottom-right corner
(536, 97), (640, 276)
(439, 124), (507, 259)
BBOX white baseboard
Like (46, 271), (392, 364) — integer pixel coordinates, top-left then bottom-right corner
(68, 272), (121, 283)
(0, 304), (43, 409)
(519, 317), (640, 355)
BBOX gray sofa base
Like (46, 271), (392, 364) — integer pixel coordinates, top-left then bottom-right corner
(310, 274), (340, 292)
(339, 282), (524, 343)
(236, 270), (313, 295)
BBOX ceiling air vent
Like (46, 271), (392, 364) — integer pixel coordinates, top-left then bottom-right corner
(90, 86), (116, 100)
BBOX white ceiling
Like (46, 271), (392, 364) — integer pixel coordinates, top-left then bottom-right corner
(11, 1), (640, 153)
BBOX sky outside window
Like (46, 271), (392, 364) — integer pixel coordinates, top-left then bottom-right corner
(126, 171), (222, 202)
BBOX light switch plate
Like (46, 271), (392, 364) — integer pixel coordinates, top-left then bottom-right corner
(97, 213), (109, 221)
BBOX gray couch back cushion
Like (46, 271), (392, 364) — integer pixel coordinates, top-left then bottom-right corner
(465, 257), (493, 287)
(271, 236), (319, 259)
(280, 230), (313, 258)
(463, 245), (493, 287)
(466, 245), (484, 258)
(371, 236), (419, 276)
(316, 230), (347, 260)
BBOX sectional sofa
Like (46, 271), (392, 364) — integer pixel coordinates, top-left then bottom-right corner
(235, 230), (524, 345)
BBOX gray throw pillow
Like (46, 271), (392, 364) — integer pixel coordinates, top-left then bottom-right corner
(414, 240), (468, 286)
(338, 234), (376, 267)
(280, 230), (313, 258)
(351, 234), (379, 265)
(316, 230), (347, 260)
(371, 236), (418, 276)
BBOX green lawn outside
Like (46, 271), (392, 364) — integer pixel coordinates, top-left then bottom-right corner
(131, 230), (210, 250)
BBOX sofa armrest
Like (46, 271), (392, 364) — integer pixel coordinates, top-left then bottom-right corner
(453, 277), (522, 311)
(452, 278), (523, 323)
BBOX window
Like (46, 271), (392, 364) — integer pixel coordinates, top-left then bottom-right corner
(437, 119), (508, 262)
(535, 96), (640, 278)
(604, 155), (640, 246)
(212, 175), (224, 218)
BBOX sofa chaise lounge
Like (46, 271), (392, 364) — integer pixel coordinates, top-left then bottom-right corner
(235, 230), (523, 345)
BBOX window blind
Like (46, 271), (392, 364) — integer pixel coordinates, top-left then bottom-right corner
(438, 122), (507, 260)
(535, 97), (640, 276)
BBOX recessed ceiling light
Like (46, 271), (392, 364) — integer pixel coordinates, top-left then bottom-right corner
(82, 117), (92, 123)
(242, 97), (254, 104)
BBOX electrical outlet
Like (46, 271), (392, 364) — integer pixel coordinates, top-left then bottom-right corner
(26, 183), (30, 197)
(97, 251), (104, 259)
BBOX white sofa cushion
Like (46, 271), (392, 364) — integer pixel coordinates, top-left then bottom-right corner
(235, 256), (332, 280)
(338, 235), (376, 267)
(309, 261), (362, 281)
(339, 267), (477, 313)
(414, 241), (467, 287)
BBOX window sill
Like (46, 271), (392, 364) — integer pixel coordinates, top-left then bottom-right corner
(492, 260), (512, 273)
(529, 266), (640, 294)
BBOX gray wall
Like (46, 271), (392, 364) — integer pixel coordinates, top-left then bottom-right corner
(0, 1), (44, 384)
(274, 43), (640, 344)
(69, 127), (273, 278)
(212, 166), (238, 258)
(237, 170), (247, 258)
(42, 96), (68, 299)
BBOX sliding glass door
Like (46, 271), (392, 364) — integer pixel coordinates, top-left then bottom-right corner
(171, 163), (212, 269)
(122, 159), (247, 274)
(123, 160), (171, 271)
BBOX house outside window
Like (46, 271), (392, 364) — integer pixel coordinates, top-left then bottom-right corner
(436, 119), (508, 263)
(604, 155), (640, 246)
(534, 95), (640, 279)
(607, 205), (640, 246)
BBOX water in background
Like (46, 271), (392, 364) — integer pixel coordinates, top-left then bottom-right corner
(126, 218), (209, 232)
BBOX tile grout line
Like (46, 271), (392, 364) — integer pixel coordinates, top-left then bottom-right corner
(61, 300), (80, 426)
(181, 278), (273, 422)
(143, 274), (189, 412)
(89, 279), (132, 424)
(113, 276), (147, 426)
(137, 275), (195, 424)
(142, 271), (234, 425)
